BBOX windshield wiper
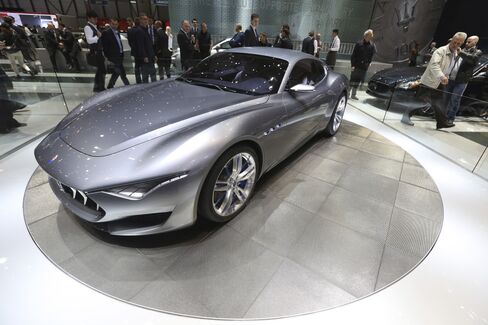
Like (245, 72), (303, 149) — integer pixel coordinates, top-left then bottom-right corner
(176, 76), (194, 84)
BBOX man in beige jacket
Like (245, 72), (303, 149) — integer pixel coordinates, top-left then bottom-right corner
(416, 32), (467, 129)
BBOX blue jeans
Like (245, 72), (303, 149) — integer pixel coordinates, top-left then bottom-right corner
(445, 80), (467, 120)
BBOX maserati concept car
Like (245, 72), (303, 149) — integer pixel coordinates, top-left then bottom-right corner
(35, 47), (349, 236)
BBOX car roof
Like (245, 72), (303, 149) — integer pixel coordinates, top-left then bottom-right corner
(225, 46), (318, 65)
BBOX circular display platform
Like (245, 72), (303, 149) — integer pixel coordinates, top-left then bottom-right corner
(24, 121), (443, 319)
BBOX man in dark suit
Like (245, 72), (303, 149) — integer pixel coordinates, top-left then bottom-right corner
(133, 13), (156, 83)
(59, 23), (80, 71)
(244, 13), (260, 47)
(177, 20), (194, 71)
(154, 20), (172, 79)
(197, 22), (211, 60)
(301, 31), (315, 55)
(44, 23), (60, 70)
(102, 18), (130, 88)
(147, 17), (156, 48)
(127, 17), (142, 83)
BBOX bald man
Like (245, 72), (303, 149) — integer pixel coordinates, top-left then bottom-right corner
(44, 23), (61, 70)
(177, 19), (194, 70)
(445, 35), (483, 123)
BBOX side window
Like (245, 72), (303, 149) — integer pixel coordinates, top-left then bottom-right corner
(286, 59), (314, 89)
(219, 41), (232, 49)
(311, 61), (326, 84)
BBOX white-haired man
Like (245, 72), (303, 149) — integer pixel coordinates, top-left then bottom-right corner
(349, 29), (376, 100)
(445, 35), (482, 123)
(416, 32), (467, 129)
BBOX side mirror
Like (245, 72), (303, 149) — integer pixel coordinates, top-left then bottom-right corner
(290, 84), (315, 92)
(214, 46), (221, 51)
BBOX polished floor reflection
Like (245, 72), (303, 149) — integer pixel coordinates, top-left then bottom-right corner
(23, 121), (443, 319)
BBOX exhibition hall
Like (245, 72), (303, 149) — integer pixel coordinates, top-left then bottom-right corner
(1, 0), (487, 324)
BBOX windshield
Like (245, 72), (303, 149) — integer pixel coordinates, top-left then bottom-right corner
(475, 55), (488, 74)
(179, 52), (289, 96)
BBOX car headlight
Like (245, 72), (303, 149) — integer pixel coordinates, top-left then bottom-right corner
(102, 173), (188, 200)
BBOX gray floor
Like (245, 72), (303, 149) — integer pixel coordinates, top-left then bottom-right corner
(23, 121), (443, 319)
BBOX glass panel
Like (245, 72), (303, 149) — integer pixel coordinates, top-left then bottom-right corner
(342, 64), (392, 122)
(0, 22), (69, 157)
(384, 84), (488, 174)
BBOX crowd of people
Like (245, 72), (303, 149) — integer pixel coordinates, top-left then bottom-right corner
(0, 16), (42, 77)
(405, 32), (482, 128)
(1, 10), (484, 133)
(84, 10), (178, 92)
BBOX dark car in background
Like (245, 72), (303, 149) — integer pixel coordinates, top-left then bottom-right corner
(367, 56), (488, 118)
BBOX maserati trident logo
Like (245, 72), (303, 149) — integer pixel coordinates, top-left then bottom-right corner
(395, 0), (418, 32)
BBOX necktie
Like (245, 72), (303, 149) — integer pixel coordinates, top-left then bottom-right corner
(116, 31), (122, 53)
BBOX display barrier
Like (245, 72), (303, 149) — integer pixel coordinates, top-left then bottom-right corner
(348, 71), (488, 181)
(1, 44), (487, 182)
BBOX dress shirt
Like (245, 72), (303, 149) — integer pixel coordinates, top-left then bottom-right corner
(314, 39), (320, 56)
(449, 57), (463, 80)
(443, 49), (457, 76)
(330, 35), (340, 52)
(148, 25), (155, 44)
(84, 22), (99, 45)
(167, 33), (173, 50)
(112, 27), (123, 53)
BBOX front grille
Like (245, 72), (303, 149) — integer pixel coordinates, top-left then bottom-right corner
(92, 212), (172, 234)
(59, 182), (103, 213)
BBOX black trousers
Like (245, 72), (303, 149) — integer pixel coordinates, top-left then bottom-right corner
(181, 57), (194, 71)
(415, 84), (448, 126)
(47, 48), (58, 70)
(349, 68), (367, 96)
(326, 51), (337, 69)
(62, 46), (80, 71)
(107, 57), (130, 88)
(93, 52), (106, 92)
(157, 57), (171, 79)
(199, 47), (210, 60)
(133, 57), (142, 84)
(141, 60), (157, 83)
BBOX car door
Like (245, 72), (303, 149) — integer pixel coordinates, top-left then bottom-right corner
(280, 59), (330, 150)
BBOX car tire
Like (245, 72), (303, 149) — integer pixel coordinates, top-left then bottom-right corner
(324, 93), (347, 137)
(198, 145), (259, 223)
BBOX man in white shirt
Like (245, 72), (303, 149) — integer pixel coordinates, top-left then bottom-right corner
(84, 10), (105, 92)
(313, 33), (321, 58)
(326, 29), (340, 69)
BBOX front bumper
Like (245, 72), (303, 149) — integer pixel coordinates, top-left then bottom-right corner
(48, 172), (201, 236)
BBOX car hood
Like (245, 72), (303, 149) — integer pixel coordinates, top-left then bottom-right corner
(371, 66), (426, 85)
(59, 80), (254, 156)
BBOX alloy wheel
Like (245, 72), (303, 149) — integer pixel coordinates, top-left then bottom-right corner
(333, 95), (347, 132)
(212, 152), (256, 217)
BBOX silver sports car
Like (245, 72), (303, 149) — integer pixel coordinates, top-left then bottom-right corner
(35, 47), (348, 236)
